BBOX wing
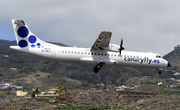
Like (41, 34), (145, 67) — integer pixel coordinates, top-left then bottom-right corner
(91, 31), (112, 50)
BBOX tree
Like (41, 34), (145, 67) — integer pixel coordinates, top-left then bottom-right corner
(112, 79), (116, 84)
(57, 86), (62, 93)
(31, 88), (41, 97)
(62, 86), (66, 91)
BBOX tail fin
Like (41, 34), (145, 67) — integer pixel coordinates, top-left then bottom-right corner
(11, 19), (49, 49)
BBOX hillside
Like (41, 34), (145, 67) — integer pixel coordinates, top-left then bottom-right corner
(164, 47), (180, 72)
(1, 90), (180, 109)
(0, 40), (178, 93)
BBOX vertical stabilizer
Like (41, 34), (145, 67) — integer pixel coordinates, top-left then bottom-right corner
(11, 19), (51, 49)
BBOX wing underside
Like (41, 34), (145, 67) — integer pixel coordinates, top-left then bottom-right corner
(91, 31), (112, 50)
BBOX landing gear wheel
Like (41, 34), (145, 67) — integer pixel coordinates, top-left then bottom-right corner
(93, 62), (104, 73)
(157, 68), (163, 74)
(159, 71), (162, 74)
(93, 68), (99, 73)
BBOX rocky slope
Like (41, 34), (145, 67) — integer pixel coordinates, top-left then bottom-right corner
(1, 90), (180, 110)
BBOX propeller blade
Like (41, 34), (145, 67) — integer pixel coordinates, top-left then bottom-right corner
(119, 38), (125, 55)
(120, 38), (123, 48)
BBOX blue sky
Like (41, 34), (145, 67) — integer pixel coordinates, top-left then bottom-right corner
(1, 0), (180, 55)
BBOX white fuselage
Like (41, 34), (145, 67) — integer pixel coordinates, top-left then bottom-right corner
(10, 44), (169, 69)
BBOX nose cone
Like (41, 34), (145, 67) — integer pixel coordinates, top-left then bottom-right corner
(167, 62), (171, 67)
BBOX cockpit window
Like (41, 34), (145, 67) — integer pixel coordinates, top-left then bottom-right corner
(156, 55), (161, 58)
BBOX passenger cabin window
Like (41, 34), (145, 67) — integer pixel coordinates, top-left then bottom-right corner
(95, 53), (97, 55)
(92, 53), (93, 55)
(62, 51), (64, 53)
(98, 53), (100, 55)
(78, 52), (80, 54)
(81, 52), (83, 54)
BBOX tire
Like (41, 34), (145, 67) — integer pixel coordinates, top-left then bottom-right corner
(93, 68), (99, 73)
(159, 71), (162, 74)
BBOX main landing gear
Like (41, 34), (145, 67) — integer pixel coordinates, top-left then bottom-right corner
(93, 62), (104, 73)
(158, 68), (162, 74)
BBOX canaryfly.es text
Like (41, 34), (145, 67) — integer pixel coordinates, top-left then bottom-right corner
(124, 57), (159, 64)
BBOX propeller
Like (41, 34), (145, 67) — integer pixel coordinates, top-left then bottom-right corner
(119, 38), (125, 55)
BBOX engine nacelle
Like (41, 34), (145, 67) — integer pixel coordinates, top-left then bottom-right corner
(103, 44), (120, 52)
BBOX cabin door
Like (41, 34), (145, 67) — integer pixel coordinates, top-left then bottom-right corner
(51, 50), (56, 57)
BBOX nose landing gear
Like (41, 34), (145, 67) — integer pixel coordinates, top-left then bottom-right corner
(158, 68), (162, 74)
(93, 62), (104, 73)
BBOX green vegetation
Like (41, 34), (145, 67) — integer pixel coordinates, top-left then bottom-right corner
(31, 88), (41, 97)
(54, 105), (111, 110)
(56, 95), (62, 99)
(36, 97), (43, 101)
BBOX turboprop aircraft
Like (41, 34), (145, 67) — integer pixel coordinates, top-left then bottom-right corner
(10, 19), (171, 74)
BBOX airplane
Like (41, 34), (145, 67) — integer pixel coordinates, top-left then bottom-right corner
(10, 19), (171, 74)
